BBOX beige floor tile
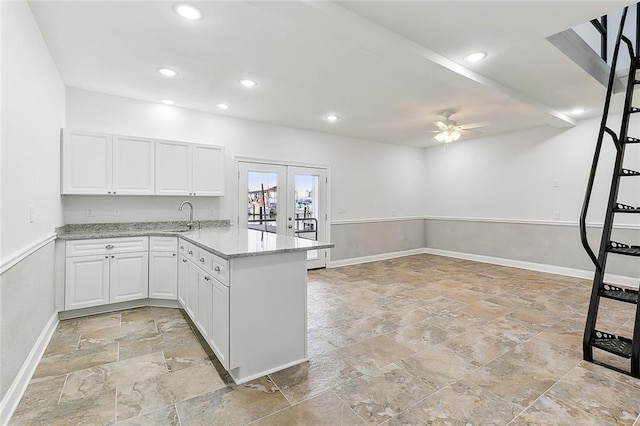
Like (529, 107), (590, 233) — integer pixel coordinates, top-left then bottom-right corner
(386, 322), (453, 352)
(339, 335), (416, 375)
(505, 338), (580, 376)
(118, 327), (198, 360)
(545, 364), (640, 425)
(307, 326), (358, 357)
(61, 351), (168, 402)
(175, 376), (290, 426)
(163, 341), (212, 372)
(269, 350), (362, 404)
(58, 312), (121, 333)
(443, 326), (520, 364)
(400, 345), (482, 390)
(12, 375), (67, 418)
(510, 394), (612, 426)
(536, 317), (584, 353)
(116, 363), (226, 421)
(379, 307), (433, 327)
(116, 404), (180, 425)
(382, 410), (427, 425)
(251, 391), (365, 425)
(338, 314), (401, 342)
(32, 342), (119, 380)
(458, 300), (514, 321)
(79, 320), (158, 348)
(43, 326), (81, 356)
(409, 379), (520, 425)
(334, 364), (436, 425)
(9, 389), (116, 426)
(465, 353), (558, 409)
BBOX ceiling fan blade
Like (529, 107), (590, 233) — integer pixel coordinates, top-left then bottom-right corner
(434, 121), (447, 129)
(460, 128), (482, 135)
(459, 121), (490, 130)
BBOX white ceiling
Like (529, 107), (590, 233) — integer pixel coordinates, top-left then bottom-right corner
(29, 0), (632, 147)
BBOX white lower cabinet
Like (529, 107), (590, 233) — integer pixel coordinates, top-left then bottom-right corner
(64, 237), (149, 310)
(109, 252), (149, 303)
(65, 254), (110, 310)
(177, 239), (230, 370)
(149, 237), (178, 299)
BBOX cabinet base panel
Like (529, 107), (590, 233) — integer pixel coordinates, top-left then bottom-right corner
(229, 357), (308, 385)
(59, 298), (181, 320)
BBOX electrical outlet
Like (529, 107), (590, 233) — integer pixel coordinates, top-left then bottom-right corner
(554, 211), (560, 220)
(86, 208), (94, 217)
(209, 208), (215, 217)
(113, 208), (120, 217)
(553, 179), (560, 188)
(29, 205), (35, 223)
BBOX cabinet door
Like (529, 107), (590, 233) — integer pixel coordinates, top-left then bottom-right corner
(65, 255), (110, 310)
(149, 251), (177, 299)
(62, 130), (112, 194)
(210, 278), (230, 369)
(177, 255), (188, 307)
(192, 144), (225, 196)
(186, 261), (199, 320)
(109, 252), (149, 303)
(113, 135), (155, 195)
(155, 140), (192, 195)
(197, 274), (214, 341)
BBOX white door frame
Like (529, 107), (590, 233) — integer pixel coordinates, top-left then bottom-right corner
(235, 156), (331, 268)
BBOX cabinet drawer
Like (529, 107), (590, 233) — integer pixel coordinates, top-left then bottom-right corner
(150, 236), (178, 252)
(199, 250), (229, 286)
(66, 237), (149, 257)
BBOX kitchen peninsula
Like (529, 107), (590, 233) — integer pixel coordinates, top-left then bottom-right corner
(56, 222), (334, 384)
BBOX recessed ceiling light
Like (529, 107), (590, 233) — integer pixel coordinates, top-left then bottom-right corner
(464, 51), (487, 63)
(570, 108), (587, 116)
(217, 103), (230, 110)
(161, 99), (175, 105)
(173, 4), (203, 20)
(325, 114), (339, 122)
(157, 67), (178, 77)
(239, 79), (257, 88)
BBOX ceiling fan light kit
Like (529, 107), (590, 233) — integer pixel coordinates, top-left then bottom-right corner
(431, 111), (488, 144)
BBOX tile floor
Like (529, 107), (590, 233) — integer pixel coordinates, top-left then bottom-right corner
(9, 254), (640, 425)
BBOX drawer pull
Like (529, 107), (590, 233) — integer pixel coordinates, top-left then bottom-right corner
(173, 253), (177, 257)
(204, 276), (211, 281)
(214, 266), (221, 272)
(199, 258), (205, 263)
(105, 244), (114, 249)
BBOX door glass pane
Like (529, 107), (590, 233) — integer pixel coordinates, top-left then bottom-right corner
(294, 174), (319, 260)
(247, 172), (278, 234)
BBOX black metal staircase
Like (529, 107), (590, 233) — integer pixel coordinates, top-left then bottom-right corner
(581, 6), (640, 377)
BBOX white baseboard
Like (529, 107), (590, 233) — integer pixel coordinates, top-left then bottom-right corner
(0, 312), (59, 426)
(423, 247), (639, 288)
(329, 248), (425, 268)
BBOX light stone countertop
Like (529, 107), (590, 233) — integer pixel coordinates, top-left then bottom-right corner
(56, 221), (334, 259)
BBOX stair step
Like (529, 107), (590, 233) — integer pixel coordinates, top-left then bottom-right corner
(635, 80), (640, 85)
(614, 203), (640, 213)
(600, 284), (639, 303)
(621, 169), (640, 177)
(591, 330), (632, 358)
(607, 241), (640, 256)
(630, 107), (640, 114)
(624, 137), (640, 144)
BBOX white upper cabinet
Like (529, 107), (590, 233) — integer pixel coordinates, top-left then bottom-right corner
(193, 144), (225, 196)
(62, 130), (225, 197)
(113, 135), (155, 195)
(155, 140), (191, 195)
(62, 130), (112, 194)
(156, 140), (225, 196)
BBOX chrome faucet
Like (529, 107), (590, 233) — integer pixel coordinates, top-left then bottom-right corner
(178, 201), (195, 230)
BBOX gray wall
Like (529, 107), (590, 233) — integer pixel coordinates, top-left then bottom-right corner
(0, 242), (57, 398)
(424, 218), (640, 279)
(331, 219), (425, 262)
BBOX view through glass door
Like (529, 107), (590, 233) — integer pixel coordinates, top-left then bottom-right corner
(238, 161), (328, 269)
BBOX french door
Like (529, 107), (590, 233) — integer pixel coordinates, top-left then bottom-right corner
(238, 161), (328, 269)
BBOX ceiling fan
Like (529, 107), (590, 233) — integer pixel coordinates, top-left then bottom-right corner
(431, 112), (489, 143)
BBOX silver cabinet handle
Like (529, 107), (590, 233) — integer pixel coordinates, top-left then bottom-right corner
(105, 255), (109, 259)
(214, 266), (221, 272)
(105, 244), (114, 249)
(172, 253), (177, 257)
(288, 225), (293, 229)
(111, 255), (114, 258)
(182, 259), (187, 263)
(188, 250), (193, 255)
(204, 276), (211, 281)
(199, 258), (205, 263)
(180, 245), (184, 250)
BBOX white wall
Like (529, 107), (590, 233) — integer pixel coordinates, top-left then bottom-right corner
(0, 0), (64, 409)
(64, 88), (426, 225)
(1, 1), (65, 262)
(423, 113), (640, 228)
